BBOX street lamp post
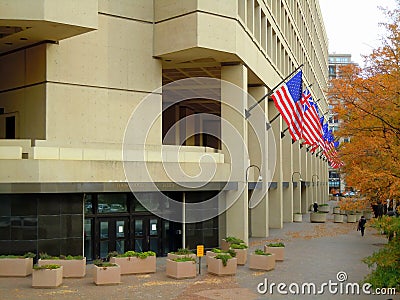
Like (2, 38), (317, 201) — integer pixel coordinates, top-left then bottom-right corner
(245, 165), (262, 238)
(312, 174), (319, 203)
(291, 171), (303, 183)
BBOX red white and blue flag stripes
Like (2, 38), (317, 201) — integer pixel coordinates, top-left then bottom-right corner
(270, 69), (343, 168)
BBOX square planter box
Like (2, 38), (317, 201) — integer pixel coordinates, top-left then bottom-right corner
(333, 207), (341, 214)
(318, 205), (330, 213)
(207, 257), (237, 276)
(32, 266), (63, 288)
(293, 214), (302, 222)
(264, 246), (285, 261)
(347, 214), (357, 223)
(167, 253), (196, 261)
(334, 214), (344, 223)
(38, 258), (86, 278)
(206, 251), (218, 266)
(220, 239), (231, 251)
(248, 253), (276, 271)
(310, 212), (327, 223)
(0, 258), (33, 277)
(94, 265), (121, 285)
(231, 248), (247, 265)
(166, 259), (196, 279)
(109, 256), (156, 275)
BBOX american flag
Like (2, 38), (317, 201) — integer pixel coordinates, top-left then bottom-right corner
(271, 70), (303, 141)
(300, 89), (323, 147)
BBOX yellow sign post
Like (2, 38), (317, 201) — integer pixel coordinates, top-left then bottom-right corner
(196, 245), (204, 257)
(196, 245), (204, 274)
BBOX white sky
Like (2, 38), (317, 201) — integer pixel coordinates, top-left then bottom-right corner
(319, 0), (397, 66)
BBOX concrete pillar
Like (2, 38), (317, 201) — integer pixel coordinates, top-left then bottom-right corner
(292, 141), (301, 214)
(267, 100), (283, 229)
(300, 144), (308, 213)
(306, 148), (313, 211)
(248, 86), (269, 237)
(221, 64), (249, 243)
(282, 132), (293, 222)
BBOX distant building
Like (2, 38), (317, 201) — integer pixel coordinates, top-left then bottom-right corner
(327, 54), (354, 194)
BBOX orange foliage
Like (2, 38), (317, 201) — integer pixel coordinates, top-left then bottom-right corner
(338, 198), (369, 213)
(328, 4), (400, 204)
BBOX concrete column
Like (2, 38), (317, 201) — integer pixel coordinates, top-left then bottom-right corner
(268, 100), (283, 228)
(300, 145), (307, 213)
(292, 141), (301, 214)
(248, 86), (269, 237)
(306, 148), (313, 211)
(282, 132), (293, 222)
(221, 64), (249, 243)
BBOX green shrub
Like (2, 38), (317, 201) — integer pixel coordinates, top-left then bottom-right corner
(230, 243), (248, 249)
(319, 204), (329, 206)
(362, 216), (400, 289)
(215, 254), (232, 266)
(173, 257), (196, 263)
(173, 248), (194, 255)
(267, 242), (285, 247)
(93, 259), (118, 267)
(255, 249), (272, 256)
(225, 236), (244, 244)
(23, 252), (36, 258)
(33, 264), (61, 270)
(211, 248), (222, 253)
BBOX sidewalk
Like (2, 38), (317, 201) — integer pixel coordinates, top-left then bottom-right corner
(0, 212), (394, 300)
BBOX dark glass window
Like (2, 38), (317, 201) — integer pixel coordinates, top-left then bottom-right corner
(11, 195), (36, 216)
(98, 194), (127, 213)
(0, 197), (11, 216)
(38, 196), (60, 215)
(0, 217), (10, 240)
(60, 194), (83, 214)
(38, 216), (60, 239)
(84, 194), (93, 215)
(11, 216), (37, 240)
(61, 215), (82, 238)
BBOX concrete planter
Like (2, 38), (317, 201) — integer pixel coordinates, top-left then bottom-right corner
(347, 214), (357, 223)
(248, 253), (276, 271)
(167, 253), (196, 261)
(334, 214), (344, 223)
(32, 266), (63, 288)
(220, 239), (231, 251)
(333, 207), (341, 214)
(0, 258), (33, 277)
(109, 256), (156, 275)
(293, 213), (303, 222)
(355, 213), (362, 220)
(206, 251), (218, 266)
(38, 258), (86, 278)
(318, 205), (330, 213)
(166, 259), (196, 279)
(230, 248), (247, 265)
(310, 212), (327, 223)
(207, 256), (237, 276)
(263, 246), (285, 261)
(94, 265), (120, 285)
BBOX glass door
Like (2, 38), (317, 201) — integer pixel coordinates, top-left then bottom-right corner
(133, 217), (160, 255)
(97, 218), (129, 259)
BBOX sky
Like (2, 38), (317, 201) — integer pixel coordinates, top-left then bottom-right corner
(319, 0), (397, 66)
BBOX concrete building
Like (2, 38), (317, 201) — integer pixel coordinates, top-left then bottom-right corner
(0, 0), (329, 260)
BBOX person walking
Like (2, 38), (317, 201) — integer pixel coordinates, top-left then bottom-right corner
(313, 202), (318, 212)
(357, 216), (367, 237)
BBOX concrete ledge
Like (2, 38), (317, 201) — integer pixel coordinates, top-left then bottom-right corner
(33, 147), (59, 159)
(0, 146), (22, 159)
(60, 148), (83, 160)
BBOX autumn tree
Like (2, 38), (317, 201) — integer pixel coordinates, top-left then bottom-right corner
(329, 2), (400, 204)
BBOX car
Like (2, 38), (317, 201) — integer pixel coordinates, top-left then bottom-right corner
(110, 203), (125, 212)
(98, 203), (111, 213)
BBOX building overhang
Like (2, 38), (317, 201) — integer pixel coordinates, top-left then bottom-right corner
(0, 0), (98, 54)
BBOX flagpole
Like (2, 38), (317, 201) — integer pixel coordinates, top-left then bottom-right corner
(245, 64), (304, 119)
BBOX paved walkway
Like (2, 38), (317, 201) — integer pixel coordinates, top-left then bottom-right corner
(0, 211), (396, 300)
